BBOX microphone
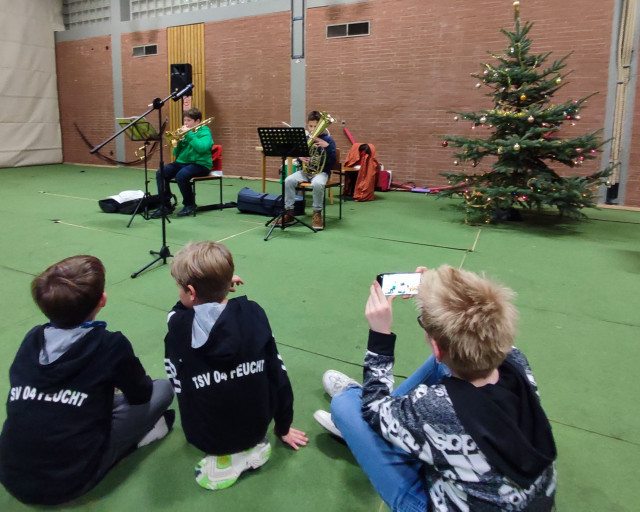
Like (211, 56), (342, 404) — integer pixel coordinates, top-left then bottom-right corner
(172, 83), (194, 101)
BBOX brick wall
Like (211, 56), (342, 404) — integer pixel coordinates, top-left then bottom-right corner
(627, 61), (640, 207)
(56, 0), (640, 204)
(56, 36), (115, 166)
(307, 0), (613, 190)
(120, 30), (168, 171)
(203, 12), (291, 179)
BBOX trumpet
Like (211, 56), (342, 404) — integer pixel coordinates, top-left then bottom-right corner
(165, 117), (214, 146)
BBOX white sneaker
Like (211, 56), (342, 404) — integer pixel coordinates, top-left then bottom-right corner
(313, 410), (343, 439)
(137, 409), (175, 448)
(195, 439), (271, 490)
(322, 370), (360, 397)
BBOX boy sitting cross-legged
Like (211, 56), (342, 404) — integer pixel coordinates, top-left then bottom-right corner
(0, 255), (174, 505)
(164, 241), (307, 490)
(315, 265), (557, 511)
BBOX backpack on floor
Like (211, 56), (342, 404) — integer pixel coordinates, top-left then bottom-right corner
(98, 190), (170, 214)
(236, 187), (304, 216)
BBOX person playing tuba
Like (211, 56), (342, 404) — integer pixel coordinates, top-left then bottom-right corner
(151, 107), (213, 218)
(282, 110), (337, 230)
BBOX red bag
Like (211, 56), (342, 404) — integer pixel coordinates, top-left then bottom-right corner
(376, 169), (391, 191)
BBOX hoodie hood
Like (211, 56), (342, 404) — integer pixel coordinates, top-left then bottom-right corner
(21, 324), (108, 390)
(443, 358), (557, 488)
(190, 296), (267, 368)
(40, 321), (106, 365)
(191, 302), (227, 348)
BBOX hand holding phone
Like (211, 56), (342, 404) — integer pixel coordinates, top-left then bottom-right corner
(376, 272), (421, 296)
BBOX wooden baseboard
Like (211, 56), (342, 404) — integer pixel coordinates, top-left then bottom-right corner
(597, 203), (640, 212)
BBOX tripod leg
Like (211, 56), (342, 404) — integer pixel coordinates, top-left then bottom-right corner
(126, 197), (145, 228)
(131, 255), (163, 278)
(131, 245), (172, 278)
(264, 212), (285, 241)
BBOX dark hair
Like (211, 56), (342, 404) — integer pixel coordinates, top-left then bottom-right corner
(308, 110), (322, 122)
(31, 255), (106, 328)
(183, 107), (202, 121)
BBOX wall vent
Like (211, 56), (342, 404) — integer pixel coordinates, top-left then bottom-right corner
(327, 21), (370, 39)
(132, 44), (159, 57)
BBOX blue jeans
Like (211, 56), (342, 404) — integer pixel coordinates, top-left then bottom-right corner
(156, 162), (210, 206)
(330, 356), (450, 512)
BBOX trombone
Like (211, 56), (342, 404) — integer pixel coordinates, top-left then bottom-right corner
(165, 117), (214, 147)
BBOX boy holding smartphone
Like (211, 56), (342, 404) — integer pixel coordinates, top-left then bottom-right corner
(314, 265), (557, 511)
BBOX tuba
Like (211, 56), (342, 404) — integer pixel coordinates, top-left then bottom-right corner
(302, 111), (335, 176)
(165, 117), (214, 147)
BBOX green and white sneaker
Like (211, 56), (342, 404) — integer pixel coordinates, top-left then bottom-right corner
(195, 439), (271, 490)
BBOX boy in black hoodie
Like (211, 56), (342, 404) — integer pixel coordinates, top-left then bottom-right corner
(0, 255), (174, 505)
(315, 265), (557, 511)
(164, 241), (307, 491)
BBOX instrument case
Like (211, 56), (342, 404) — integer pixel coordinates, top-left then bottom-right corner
(236, 187), (304, 216)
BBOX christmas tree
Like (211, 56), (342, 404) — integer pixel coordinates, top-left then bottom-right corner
(439, 1), (613, 223)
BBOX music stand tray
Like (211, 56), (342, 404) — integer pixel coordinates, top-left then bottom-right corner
(117, 117), (159, 141)
(257, 127), (314, 240)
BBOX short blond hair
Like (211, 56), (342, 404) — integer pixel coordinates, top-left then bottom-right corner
(170, 241), (234, 303)
(415, 265), (517, 380)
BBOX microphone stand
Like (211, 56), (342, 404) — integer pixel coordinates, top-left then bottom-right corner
(92, 86), (192, 278)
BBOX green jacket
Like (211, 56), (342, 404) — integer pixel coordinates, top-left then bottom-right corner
(174, 125), (213, 169)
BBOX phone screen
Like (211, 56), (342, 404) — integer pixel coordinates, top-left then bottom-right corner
(377, 272), (421, 296)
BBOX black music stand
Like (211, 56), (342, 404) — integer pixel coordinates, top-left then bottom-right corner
(258, 127), (315, 241)
(116, 117), (159, 227)
(92, 85), (192, 278)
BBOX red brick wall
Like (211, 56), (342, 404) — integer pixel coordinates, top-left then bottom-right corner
(307, 0), (614, 190)
(628, 56), (640, 206)
(121, 30), (168, 171)
(56, 36), (115, 166)
(55, 0), (640, 204)
(203, 13), (291, 179)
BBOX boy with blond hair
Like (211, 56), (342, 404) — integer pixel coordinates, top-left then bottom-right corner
(0, 255), (174, 505)
(164, 241), (307, 490)
(315, 265), (557, 511)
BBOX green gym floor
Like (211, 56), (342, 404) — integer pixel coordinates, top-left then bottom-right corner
(0, 164), (638, 511)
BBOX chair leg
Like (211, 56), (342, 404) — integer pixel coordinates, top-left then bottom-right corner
(323, 189), (326, 228)
(219, 176), (223, 206)
(191, 181), (197, 216)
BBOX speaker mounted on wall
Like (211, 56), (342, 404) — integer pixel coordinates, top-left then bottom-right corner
(170, 63), (193, 96)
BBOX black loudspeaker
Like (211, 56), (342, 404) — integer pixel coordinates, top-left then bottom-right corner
(170, 63), (192, 95)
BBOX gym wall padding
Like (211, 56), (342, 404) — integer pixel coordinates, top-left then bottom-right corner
(0, 0), (64, 167)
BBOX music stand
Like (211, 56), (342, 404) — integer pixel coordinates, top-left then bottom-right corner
(258, 127), (315, 241)
(116, 117), (160, 227)
(91, 89), (189, 278)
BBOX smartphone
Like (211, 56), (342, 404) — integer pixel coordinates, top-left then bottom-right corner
(376, 272), (421, 296)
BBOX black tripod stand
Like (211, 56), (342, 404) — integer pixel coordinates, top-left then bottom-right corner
(92, 85), (193, 278)
(258, 127), (316, 241)
(113, 116), (160, 228)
